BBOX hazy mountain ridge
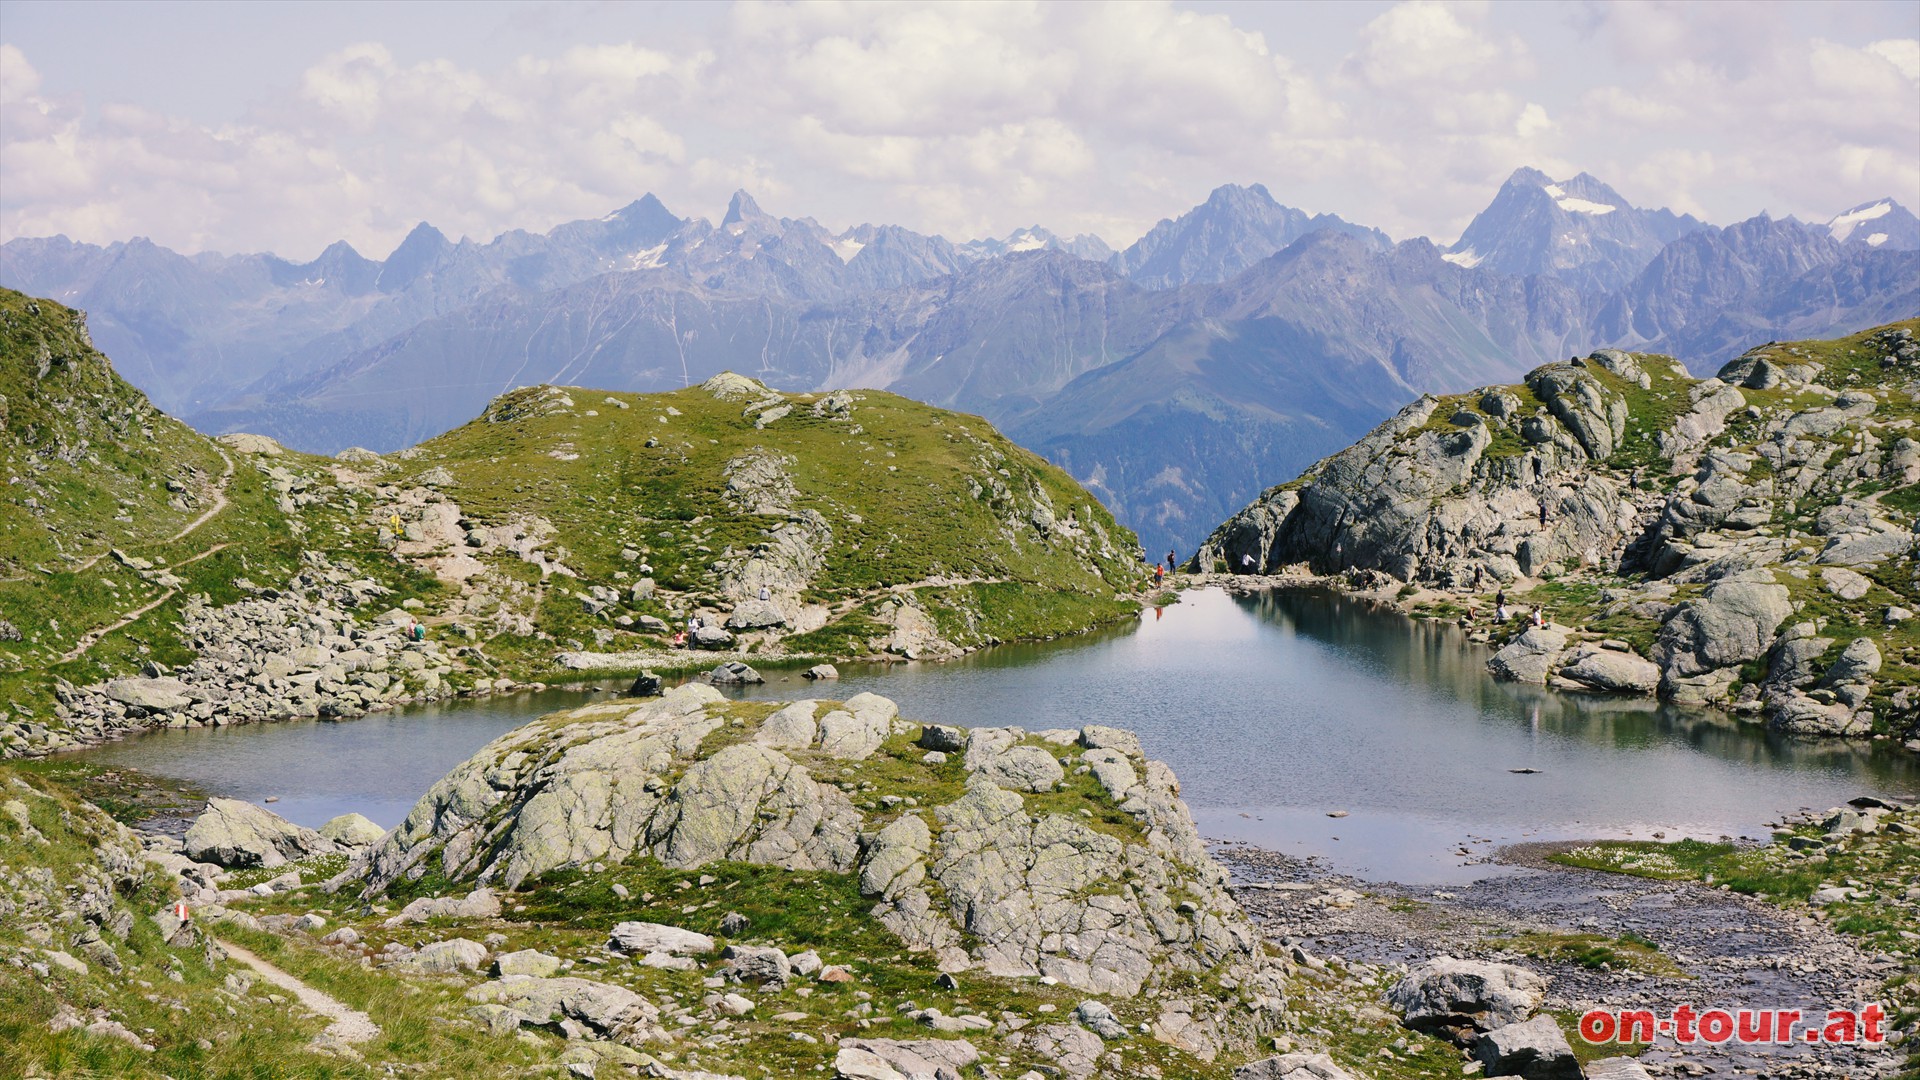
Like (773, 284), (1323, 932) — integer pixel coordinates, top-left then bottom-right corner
(5, 173), (1912, 555)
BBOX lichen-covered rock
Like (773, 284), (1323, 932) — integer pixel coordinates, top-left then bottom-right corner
(319, 812), (386, 848)
(354, 689), (1287, 1056)
(184, 798), (335, 869)
(1487, 628), (1566, 685)
(1652, 576), (1792, 684)
(464, 975), (666, 1046)
(1387, 956), (1547, 1042)
(1235, 1052), (1364, 1080)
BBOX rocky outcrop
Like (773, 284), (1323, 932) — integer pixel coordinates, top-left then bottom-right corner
(1197, 325), (1920, 744)
(184, 798), (335, 869)
(352, 689), (1288, 1056)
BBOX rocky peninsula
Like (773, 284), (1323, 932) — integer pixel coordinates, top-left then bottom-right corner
(1199, 321), (1919, 748)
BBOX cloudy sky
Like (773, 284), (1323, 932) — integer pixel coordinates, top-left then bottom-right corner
(2, 0), (1916, 261)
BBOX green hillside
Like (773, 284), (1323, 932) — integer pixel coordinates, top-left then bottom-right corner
(0, 289), (1143, 757)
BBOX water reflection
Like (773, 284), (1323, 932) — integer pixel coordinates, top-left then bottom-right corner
(78, 588), (1917, 884)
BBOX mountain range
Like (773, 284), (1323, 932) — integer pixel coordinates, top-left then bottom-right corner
(4, 168), (1915, 554)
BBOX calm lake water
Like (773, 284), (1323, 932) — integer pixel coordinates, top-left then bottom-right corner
(79, 587), (1920, 884)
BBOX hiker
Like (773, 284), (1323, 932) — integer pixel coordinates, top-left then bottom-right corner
(1538, 500), (1549, 526)
(1241, 552), (1255, 573)
(758, 585), (770, 602)
(672, 631), (686, 647)
(410, 621), (425, 642)
(1154, 563), (1165, 586)
(1166, 549), (1177, 574)
(1495, 588), (1507, 609)
(1531, 607), (1544, 628)
(1472, 565), (1484, 588)
(1496, 602), (1510, 621)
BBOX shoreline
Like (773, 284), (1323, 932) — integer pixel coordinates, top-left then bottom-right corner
(1182, 567), (1920, 759)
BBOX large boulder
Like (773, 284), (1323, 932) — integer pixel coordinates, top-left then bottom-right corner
(184, 798), (334, 869)
(319, 813), (386, 848)
(383, 888), (501, 926)
(1473, 1015), (1580, 1079)
(724, 600), (786, 630)
(464, 975), (666, 1045)
(102, 677), (193, 712)
(1555, 645), (1659, 695)
(1652, 577), (1792, 682)
(1387, 957), (1547, 1042)
(607, 921), (716, 957)
(834, 1038), (979, 1080)
(1487, 628), (1567, 685)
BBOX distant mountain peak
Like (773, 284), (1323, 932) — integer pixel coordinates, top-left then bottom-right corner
(1828, 197), (1918, 250)
(1112, 183), (1389, 289)
(1502, 165), (1555, 188)
(721, 190), (770, 229)
(1447, 168), (1703, 291)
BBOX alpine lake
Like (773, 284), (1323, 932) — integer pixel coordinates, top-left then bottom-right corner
(76, 587), (1920, 885)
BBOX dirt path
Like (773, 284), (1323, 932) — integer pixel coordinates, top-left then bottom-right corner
(57, 449), (236, 577)
(167, 448), (235, 543)
(59, 589), (179, 663)
(217, 938), (380, 1045)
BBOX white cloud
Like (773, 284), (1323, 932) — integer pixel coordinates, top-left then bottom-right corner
(1867, 38), (1920, 79)
(0, 1), (1913, 257)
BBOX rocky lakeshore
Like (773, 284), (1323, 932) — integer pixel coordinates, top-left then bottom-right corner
(5, 691), (1328, 1079)
(11, 678), (1917, 1078)
(1198, 323), (1920, 751)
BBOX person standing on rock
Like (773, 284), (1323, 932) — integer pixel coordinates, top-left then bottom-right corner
(1166, 549), (1177, 574)
(1241, 552), (1255, 573)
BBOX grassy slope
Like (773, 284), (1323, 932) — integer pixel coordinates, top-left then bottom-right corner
(388, 380), (1141, 663)
(1, 287), (1146, 743)
(0, 290), (453, 735)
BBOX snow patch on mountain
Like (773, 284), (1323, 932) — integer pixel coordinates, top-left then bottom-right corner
(1829, 200), (1893, 242)
(1441, 249), (1484, 268)
(1555, 197), (1617, 215)
(831, 237), (866, 263)
(1868, 233), (1889, 247)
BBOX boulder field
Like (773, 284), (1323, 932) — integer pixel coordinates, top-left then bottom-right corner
(1198, 324), (1920, 743)
(345, 684), (1290, 1061)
